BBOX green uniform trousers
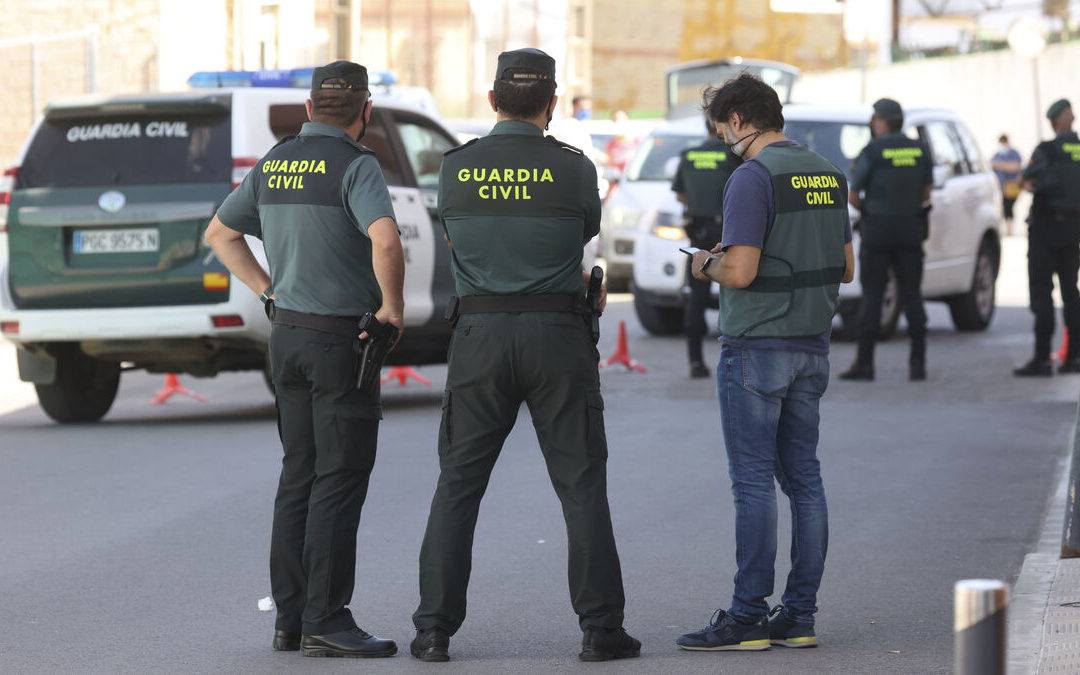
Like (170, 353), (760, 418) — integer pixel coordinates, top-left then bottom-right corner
(268, 322), (381, 637)
(413, 311), (626, 634)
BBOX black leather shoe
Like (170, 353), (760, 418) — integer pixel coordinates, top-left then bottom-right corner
(909, 360), (926, 381)
(301, 627), (397, 658)
(273, 629), (301, 651)
(838, 363), (874, 381)
(410, 627), (450, 662)
(690, 361), (710, 378)
(580, 627), (641, 662)
(1060, 358), (1080, 374)
(1014, 359), (1053, 377)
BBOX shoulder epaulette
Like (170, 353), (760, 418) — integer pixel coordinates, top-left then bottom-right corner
(444, 137), (480, 156)
(544, 135), (584, 154)
(353, 142), (377, 156)
(270, 133), (297, 149)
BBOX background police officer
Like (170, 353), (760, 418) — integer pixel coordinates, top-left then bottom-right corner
(410, 48), (639, 664)
(672, 117), (736, 378)
(1014, 98), (1080, 376)
(205, 60), (404, 658)
(840, 98), (933, 382)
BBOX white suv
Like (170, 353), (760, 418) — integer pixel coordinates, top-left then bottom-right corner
(630, 104), (1003, 337)
(0, 70), (459, 422)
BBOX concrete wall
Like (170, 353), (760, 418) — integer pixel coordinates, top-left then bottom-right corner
(794, 42), (1080, 173)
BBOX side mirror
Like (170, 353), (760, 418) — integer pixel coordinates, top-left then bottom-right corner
(663, 156), (680, 181)
(932, 164), (952, 189)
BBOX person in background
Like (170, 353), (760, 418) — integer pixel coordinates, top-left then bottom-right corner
(671, 116), (735, 378)
(1014, 99), (1080, 377)
(991, 134), (1023, 236)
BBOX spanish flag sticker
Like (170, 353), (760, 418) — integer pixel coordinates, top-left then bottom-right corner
(203, 273), (230, 291)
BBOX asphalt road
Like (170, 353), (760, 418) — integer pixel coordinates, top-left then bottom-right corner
(1, 237), (1078, 674)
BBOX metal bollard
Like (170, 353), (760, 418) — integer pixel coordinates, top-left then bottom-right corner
(1061, 399), (1080, 558)
(954, 579), (1008, 675)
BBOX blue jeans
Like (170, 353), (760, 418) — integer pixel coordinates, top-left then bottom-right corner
(717, 344), (829, 623)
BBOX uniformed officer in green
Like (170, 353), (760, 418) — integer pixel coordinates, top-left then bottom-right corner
(205, 60), (404, 658)
(410, 48), (639, 663)
(672, 118), (736, 378)
(840, 98), (933, 381)
(1014, 99), (1080, 376)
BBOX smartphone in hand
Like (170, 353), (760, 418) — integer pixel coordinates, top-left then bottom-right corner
(679, 246), (704, 256)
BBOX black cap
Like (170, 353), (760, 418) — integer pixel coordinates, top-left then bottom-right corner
(311, 60), (368, 91)
(495, 48), (556, 83)
(872, 98), (903, 116)
(1047, 98), (1071, 121)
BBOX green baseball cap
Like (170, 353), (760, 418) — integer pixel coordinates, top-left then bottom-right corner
(496, 48), (556, 84)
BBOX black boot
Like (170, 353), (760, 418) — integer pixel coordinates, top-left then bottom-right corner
(839, 340), (875, 381)
(688, 341), (709, 378)
(1014, 358), (1053, 377)
(909, 337), (926, 381)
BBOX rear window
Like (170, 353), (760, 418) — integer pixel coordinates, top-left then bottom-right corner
(625, 133), (697, 182)
(784, 120), (871, 178)
(18, 112), (232, 188)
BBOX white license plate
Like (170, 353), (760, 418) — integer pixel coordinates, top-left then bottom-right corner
(73, 228), (159, 254)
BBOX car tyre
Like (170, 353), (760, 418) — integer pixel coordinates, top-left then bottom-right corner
(34, 345), (120, 423)
(948, 238), (998, 332)
(633, 291), (684, 336)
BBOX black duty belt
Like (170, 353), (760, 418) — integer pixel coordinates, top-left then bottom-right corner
(457, 293), (586, 315)
(273, 307), (362, 338)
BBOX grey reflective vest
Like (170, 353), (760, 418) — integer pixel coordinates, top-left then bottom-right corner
(717, 145), (848, 338)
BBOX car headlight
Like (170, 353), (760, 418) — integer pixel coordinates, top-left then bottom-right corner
(649, 211), (685, 240)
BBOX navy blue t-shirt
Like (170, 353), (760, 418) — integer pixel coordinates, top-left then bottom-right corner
(719, 141), (852, 354)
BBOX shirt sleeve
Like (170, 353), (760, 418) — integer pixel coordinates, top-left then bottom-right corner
(849, 144), (873, 193)
(581, 156), (602, 241)
(1022, 142), (1052, 182)
(343, 154), (397, 235)
(720, 162), (772, 250)
(214, 168), (262, 237)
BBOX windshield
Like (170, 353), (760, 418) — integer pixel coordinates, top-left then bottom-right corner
(19, 111), (232, 188)
(667, 62), (798, 119)
(625, 133), (698, 182)
(783, 120), (871, 179)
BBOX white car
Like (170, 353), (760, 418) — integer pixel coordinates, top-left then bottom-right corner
(631, 104), (1004, 337)
(598, 118), (704, 290)
(0, 69), (460, 422)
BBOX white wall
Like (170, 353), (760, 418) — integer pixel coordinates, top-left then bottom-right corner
(794, 41), (1080, 166)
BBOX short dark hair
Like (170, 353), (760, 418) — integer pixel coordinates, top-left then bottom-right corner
(310, 80), (369, 127)
(880, 111), (903, 133)
(702, 73), (784, 132)
(572, 95), (590, 107)
(998, 133), (1009, 144)
(493, 79), (557, 119)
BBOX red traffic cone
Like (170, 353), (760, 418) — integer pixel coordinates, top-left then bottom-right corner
(381, 365), (433, 387)
(150, 373), (208, 405)
(600, 320), (647, 373)
(1056, 328), (1070, 364)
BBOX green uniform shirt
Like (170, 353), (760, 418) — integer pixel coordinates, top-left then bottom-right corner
(850, 131), (932, 246)
(671, 137), (734, 220)
(216, 121), (396, 316)
(438, 120), (600, 296)
(1024, 130), (1080, 214)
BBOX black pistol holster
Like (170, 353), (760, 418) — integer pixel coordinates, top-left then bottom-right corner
(586, 265), (604, 345)
(355, 313), (398, 392)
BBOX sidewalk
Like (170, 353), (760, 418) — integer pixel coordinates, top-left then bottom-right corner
(1010, 409), (1080, 674)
